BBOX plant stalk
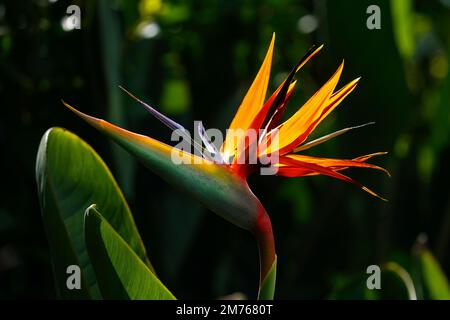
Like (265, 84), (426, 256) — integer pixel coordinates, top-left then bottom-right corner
(253, 207), (277, 300)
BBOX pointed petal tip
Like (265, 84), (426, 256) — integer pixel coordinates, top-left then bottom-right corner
(266, 33), (275, 51)
(61, 99), (70, 108)
(346, 77), (361, 89)
(369, 151), (391, 178)
(376, 166), (391, 178)
(369, 151), (389, 156)
(362, 186), (388, 202)
(312, 44), (324, 54)
(333, 60), (345, 75)
(355, 76), (362, 83)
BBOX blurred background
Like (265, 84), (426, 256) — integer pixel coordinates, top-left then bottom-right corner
(1, 0), (449, 299)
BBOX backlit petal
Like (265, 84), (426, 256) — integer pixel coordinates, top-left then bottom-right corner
(222, 34), (275, 160)
(276, 156), (387, 200)
(255, 44), (324, 133)
(259, 62), (345, 157)
(282, 154), (390, 177)
(297, 77), (361, 145)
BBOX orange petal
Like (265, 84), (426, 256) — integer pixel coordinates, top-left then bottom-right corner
(275, 166), (316, 177)
(260, 62), (345, 157)
(221, 34), (275, 161)
(252, 80), (297, 132)
(230, 81), (297, 168)
(254, 44), (324, 133)
(276, 155), (387, 200)
(299, 77), (360, 144)
(295, 44), (324, 72)
(282, 154), (390, 177)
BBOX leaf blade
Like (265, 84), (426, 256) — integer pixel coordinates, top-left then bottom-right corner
(36, 127), (152, 298)
(84, 205), (176, 300)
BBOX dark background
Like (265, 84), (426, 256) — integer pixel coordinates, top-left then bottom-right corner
(0, 0), (449, 299)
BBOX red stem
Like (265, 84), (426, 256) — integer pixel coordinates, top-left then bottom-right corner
(253, 205), (276, 284)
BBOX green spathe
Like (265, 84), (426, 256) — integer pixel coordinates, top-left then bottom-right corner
(64, 102), (263, 232)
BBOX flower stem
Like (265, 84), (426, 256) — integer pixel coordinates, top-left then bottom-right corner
(253, 206), (277, 300)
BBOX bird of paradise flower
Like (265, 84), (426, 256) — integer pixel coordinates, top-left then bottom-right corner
(63, 34), (388, 299)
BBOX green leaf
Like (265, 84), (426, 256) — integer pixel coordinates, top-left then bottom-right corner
(416, 248), (450, 300)
(258, 257), (276, 300)
(36, 127), (152, 299)
(84, 205), (176, 300)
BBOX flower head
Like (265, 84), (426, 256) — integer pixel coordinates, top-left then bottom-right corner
(63, 33), (388, 299)
(218, 35), (389, 200)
